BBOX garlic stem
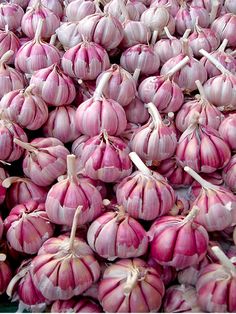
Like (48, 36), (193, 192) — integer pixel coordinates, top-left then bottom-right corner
(0, 253), (6, 262)
(14, 138), (37, 153)
(164, 27), (175, 40)
(218, 39), (228, 52)
(34, 18), (44, 44)
(69, 206), (82, 251)
(181, 39), (190, 56)
(212, 246), (235, 273)
(129, 152), (152, 176)
(67, 154), (77, 181)
(199, 49), (232, 76)
(151, 30), (158, 46)
(182, 205), (199, 223)
(2, 176), (20, 188)
(6, 267), (29, 297)
(182, 28), (191, 40)
(0, 50), (14, 65)
(210, 0), (220, 24)
(184, 166), (218, 190)
(94, 72), (112, 100)
(166, 56), (190, 78)
(195, 80), (206, 99)
(117, 0), (129, 21)
(50, 33), (57, 46)
(4, 24), (9, 33)
(24, 84), (36, 96)
(133, 68), (140, 82)
(123, 269), (139, 296)
(145, 102), (162, 128)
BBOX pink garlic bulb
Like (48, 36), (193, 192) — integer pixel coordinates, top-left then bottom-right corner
(4, 201), (54, 254)
(200, 49), (236, 109)
(219, 113), (236, 150)
(78, 13), (124, 51)
(0, 3), (24, 31)
(80, 130), (132, 183)
(21, 1), (60, 39)
(161, 39), (207, 92)
(98, 258), (165, 312)
(131, 103), (177, 163)
(0, 166), (8, 205)
(225, 0), (236, 14)
(43, 106), (80, 143)
(15, 19), (60, 75)
(62, 40), (110, 81)
(191, 0), (223, 14)
(0, 254), (12, 295)
(2, 176), (48, 210)
(148, 206), (209, 269)
(0, 119), (27, 163)
(28, 0), (64, 18)
(71, 135), (90, 159)
(188, 23), (220, 58)
(176, 80), (224, 132)
(121, 20), (151, 49)
(31, 207), (101, 300)
(66, 0), (97, 22)
(30, 64), (76, 106)
(120, 43), (160, 76)
(176, 114), (231, 173)
(200, 39), (236, 78)
(116, 152), (175, 220)
(223, 154), (236, 192)
(138, 56), (189, 113)
(0, 85), (48, 130)
(147, 256), (177, 285)
(150, 0), (179, 16)
(140, 5), (175, 35)
(196, 246), (236, 312)
(185, 166), (236, 231)
(175, 3), (210, 35)
(125, 96), (149, 124)
(0, 51), (25, 99)
(56, 22), (82, 50)
(14, 137), (69, 187)
(0, 26), (20, 64)
(124, 0), (147, 21)
(45, 154), (103, 227)
(212, 13), (236, 48)
(12, 0), (29, 9)
(51, 298), (101, 313)
(157, 157), (194, 188)
(87, 206), (148, 260)
(96, 64), (136, 107)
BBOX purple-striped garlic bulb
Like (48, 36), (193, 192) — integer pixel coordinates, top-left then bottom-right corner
(191, 0), (223, 15)
(120, 20), (151, 49)
(96, 64), (136, 107)
(45, 154), (103, 227)
(225, 0), (236, 14)
(0, 51), (25, 99)
(125, 96), (149, 124)
(13, 137), (69, 187)
(28, 0), (63, 18)
(0, 165), (8, 205)
(56, 22), (82, 50)
(176, 114), (231, 173)
(175, 2), (210, 35)
(0, 119), (27, 163)
(80, 130), (132, 183)
(148, 206), (209, 269)
(138, 56), (189, 113)
(98, 258), (165, 312)
(0, 3), (24, 31)
(175, 80), (224, 132)
(6, 259), (46, 312)
(0, 254), (12, 295)
(130, 103), (177, 164)
(78, 13), (124, 51)
(161, 39), (207, 93)
(116, 152), (175, 220)
(2, 176), (47, 209)
(15, 19), (60, 75)
(120, 42), (160, 76)
(31, 207), (101, 300)
(66, 0), (98, 22)
(140, 4), (175, 36)
(71, 135), (90, 159)
(184, 166), (236, 231)
(200, 39), (236, 78)
(163, 285), (201, 312)
(51, 298), (102, 313)
(200, 49), (236, 110)
(219, 113), (236, 150)
(43, 106), (80, 143)
(147, 256), (177, 285)
(0, 25), (20, 64)
(196, 246), (236, 312)
(188, 21), (220, 58)
(21, 0), (60, 39)
(212, 13), (236, 48)
(87, 206), (148, 260)
(157, 157), (194, 188)
(4, 201), (54, 254)
(0, 85), (48, 130)
(30, 64), (76, 106)
(223, 154), (236, 193)
(150, 0), (179, 16)
(62, 40), (110, 81)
